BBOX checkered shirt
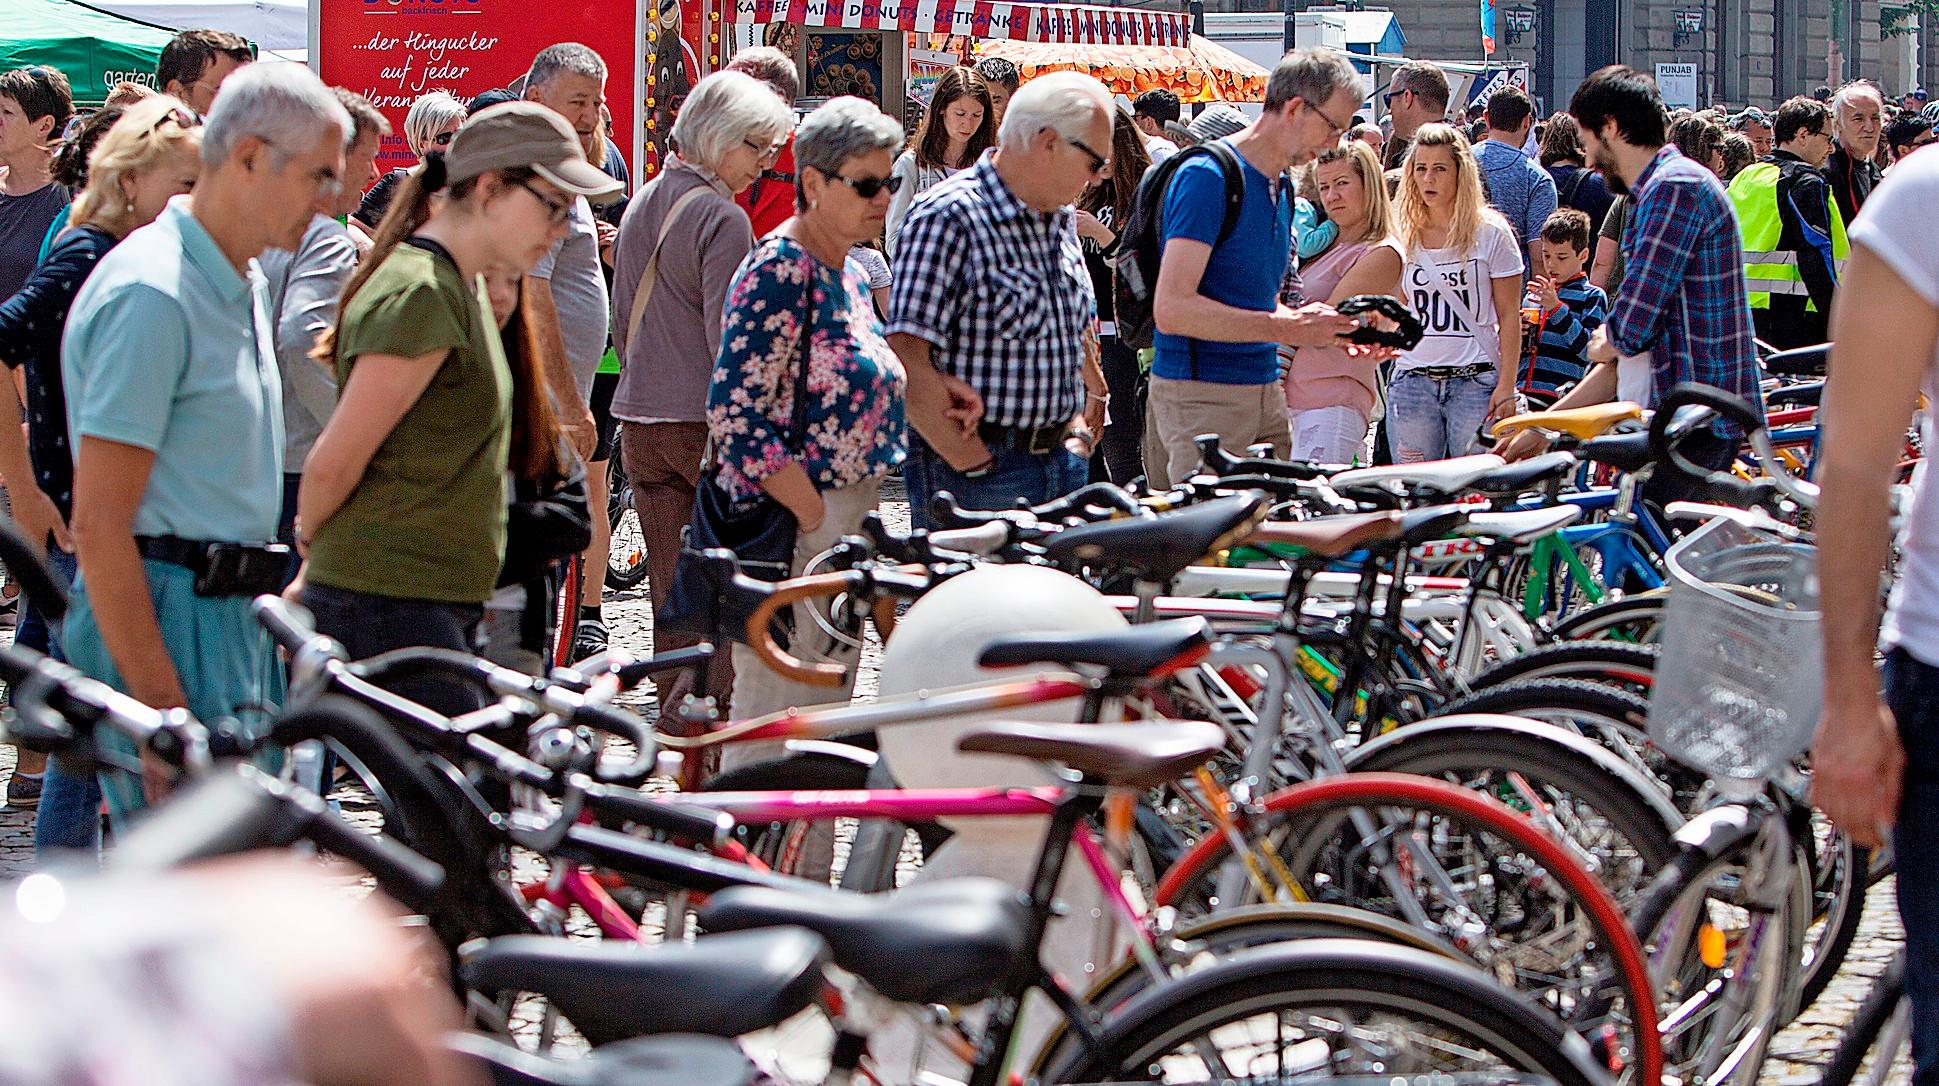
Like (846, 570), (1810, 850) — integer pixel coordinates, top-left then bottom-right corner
(886, 150), (1093, 430)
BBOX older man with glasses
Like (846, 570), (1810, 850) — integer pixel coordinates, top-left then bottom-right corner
(1141, 48), (1370, 488)
(888, 71), (1116, 526)
(60, 63), (347, 826)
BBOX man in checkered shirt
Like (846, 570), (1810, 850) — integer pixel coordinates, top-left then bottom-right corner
(887, 71), (1115, 529)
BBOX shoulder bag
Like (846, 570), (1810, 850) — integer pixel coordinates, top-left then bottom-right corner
(658, 248), (817, 645)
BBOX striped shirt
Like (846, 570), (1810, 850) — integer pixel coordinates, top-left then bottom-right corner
(1608, 145), (1764, 419)
(886, 150), (1092, 430)
(1524, 275), (1609, 396)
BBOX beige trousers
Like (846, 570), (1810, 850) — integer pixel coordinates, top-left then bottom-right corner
(1147, 373), (1294, 486)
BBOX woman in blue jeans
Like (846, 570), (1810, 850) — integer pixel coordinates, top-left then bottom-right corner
(1384, 124), (1523, 462)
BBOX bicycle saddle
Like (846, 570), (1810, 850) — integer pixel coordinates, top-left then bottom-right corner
(1464, 451), (1579, 497)
(1396, 505), (1473, 545)
(1490, 402), (1643, 441)
(460, 928), (828, 1045)
(1330, 454), (1508, 498)
(697, 877), (1032, 1007)
(1579, 430), (1653, 474)
(1763, 343), (1828, 377)
(451, 1034), (754, 1086)
(1765, 380), (1823, 408)
(1042, 491), (1269, 584)
(1338, 294), (1425, 350)
(956, 720), (1227, 790)
(1453, 505), (1583, 543)
(1242, 510), (1405, 559)
(979, 616), (1213, 677)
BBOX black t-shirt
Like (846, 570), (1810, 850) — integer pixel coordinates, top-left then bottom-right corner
(1080, 204), (1117, 326)
(0, 182), (70, 301)
(0, 224), (116, 518)
(355, 168), (409, 228)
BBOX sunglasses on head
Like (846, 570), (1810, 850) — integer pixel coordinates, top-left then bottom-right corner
(150, 106), (200, 134)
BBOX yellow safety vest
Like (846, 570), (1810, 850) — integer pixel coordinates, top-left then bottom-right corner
(1725, 161), (1849, 313)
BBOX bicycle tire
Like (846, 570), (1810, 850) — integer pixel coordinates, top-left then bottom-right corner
(1467, 640), (1660, 697)
(1798, 836), (1868, 1014)
(1819, 949), (1908, 1086)
(1041, 939), (1608, 1086)
(1548, 593), (1670, 643)
(606, 462), (649, 591)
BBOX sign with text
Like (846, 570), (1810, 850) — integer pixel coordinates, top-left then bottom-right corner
(1655, 62), (1698, 109)
(317, 0), (641, 178)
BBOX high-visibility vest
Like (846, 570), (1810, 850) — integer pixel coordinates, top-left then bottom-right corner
(1726, 160), (1849, 313)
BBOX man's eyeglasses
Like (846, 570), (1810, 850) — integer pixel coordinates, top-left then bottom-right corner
(821, 169), (904, 199)
(513, 179), (573, 225)
(1301, 96), (1355, 139)
(1383, 88), (1408, 108)
(1066, 137), (1111, 177)
(743, 137), (787, 163)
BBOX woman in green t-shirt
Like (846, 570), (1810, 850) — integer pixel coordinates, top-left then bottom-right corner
(290, 101), (620, 714)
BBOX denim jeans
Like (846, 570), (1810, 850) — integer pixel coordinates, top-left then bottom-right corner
(1884, 647), (1939, 1086)
(29, 548), (100, 858)
(903, 433), (1088, 531)
(302, 582), (485, 720)
(1385, 369), (1498, 463)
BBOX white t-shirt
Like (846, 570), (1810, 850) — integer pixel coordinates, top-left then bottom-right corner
(1394, 217), (1524, 373)
(1854, 151), (1939, 661)
(1145, 134), (1180, 164)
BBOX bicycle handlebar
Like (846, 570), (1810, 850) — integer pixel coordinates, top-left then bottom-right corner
(744, 572), (860, 687)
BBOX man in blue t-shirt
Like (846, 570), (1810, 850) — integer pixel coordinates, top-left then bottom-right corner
(1474, 85), (1558, 278)
(1148, 49), (1369, 486)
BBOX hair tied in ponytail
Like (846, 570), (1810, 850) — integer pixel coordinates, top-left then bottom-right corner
(420, 150), (449, 192)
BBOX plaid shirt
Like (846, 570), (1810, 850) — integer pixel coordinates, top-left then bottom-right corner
(1609, 146), (1764, 416)
(886, 150), (1092, 429)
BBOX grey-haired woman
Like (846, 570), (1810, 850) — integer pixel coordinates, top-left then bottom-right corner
(706, 94), (909, 741)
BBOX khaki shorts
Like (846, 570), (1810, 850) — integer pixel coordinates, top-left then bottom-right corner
(1146, 374), (1293, 486)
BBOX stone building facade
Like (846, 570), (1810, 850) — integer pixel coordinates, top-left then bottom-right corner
(1193, 0), (1924, 112)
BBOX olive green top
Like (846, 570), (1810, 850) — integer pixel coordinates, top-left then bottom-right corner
(306, 243), (512, 604)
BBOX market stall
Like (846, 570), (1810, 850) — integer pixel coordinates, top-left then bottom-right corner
(974, 34), (1269, 104)
(3, 0), (176, 105)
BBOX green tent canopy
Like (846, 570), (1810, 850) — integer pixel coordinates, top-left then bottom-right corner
(1, 0), (179, 105)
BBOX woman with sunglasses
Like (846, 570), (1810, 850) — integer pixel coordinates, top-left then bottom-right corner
(292, 102), (620, 716)
(353, 90), (467, 235)
(705, 95), (908, 739)
(0, 95), (199, 844)
(609, 69), (793, 705)
(885, 65), (995, 255)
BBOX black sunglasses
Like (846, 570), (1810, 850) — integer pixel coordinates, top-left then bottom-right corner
(150, 106), (201, 135)
(432, 130), (456, 147)
(820, 169), (904, 199)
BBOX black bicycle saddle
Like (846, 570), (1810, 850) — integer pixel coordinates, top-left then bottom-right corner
(1338, 295), (1424, 351)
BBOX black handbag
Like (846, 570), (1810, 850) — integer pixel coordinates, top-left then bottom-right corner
(658, 274), (815, 645)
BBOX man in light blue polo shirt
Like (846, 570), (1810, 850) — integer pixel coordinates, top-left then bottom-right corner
(60, 64), (347, 830)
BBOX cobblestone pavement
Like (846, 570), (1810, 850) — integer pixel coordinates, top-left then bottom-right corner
(0, 479), (1910, 1082)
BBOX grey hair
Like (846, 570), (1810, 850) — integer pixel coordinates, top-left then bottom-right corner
(725, 46), (800, 105)
(795, 96), (902, 175)
(1264, 47), (1361, 113)
(1833, 81), (1884, 116)
(200, 62), (349, 169)
(404, 90), (467, 156)
(526, 42), (608, 92)
(997, 70), (1110, 150)
(669, 70), (793, 170)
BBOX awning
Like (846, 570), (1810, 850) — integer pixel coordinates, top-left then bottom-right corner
(0, 0), (177, 105)
(731, 0), (1191, 48)
(975, 35), (1268, 103)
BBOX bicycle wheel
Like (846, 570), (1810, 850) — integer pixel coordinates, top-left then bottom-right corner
(1043, 939), (1608, 1086)
(605, 460), (648, 591)
(1820, 950), (1910, 1086)
(1467, 640), (1659, 698)
(1797, 830), (1868, 1014)
(1548, 593), (1669, 643)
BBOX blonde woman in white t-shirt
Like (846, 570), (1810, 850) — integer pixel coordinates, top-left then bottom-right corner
(1384, 123), (1524, 462)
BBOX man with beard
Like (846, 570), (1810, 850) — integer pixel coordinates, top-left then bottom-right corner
(1501, 65), (1761, 488)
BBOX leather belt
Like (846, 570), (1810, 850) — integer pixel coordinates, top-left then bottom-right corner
(1408, 363), (1495, 381)
(978, 420), (1069, 457)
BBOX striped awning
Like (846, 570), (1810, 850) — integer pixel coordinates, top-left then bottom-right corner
(730, 0), (1192, 47)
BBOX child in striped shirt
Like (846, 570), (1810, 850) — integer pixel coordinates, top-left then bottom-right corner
(1522, 208), (1610, 400)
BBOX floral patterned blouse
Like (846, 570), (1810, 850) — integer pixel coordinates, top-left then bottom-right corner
(708, 236), (908, 502)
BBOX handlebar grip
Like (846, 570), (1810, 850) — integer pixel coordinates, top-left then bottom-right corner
(744, 573), (851, 688)
(0, 517), (65, 621)
(572, 701), (658, 787)
(299, 796), (447, 912)
(1648, 383), (1767, 501)
(251, 595), (322, 654)
(581, 780), (734, 847)
(615, 644), (715, 688)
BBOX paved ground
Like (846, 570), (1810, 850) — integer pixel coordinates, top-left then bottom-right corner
(0, 478), (1908, 1082)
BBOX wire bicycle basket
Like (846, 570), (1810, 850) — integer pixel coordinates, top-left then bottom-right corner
(1648, 515), (1821, 784)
